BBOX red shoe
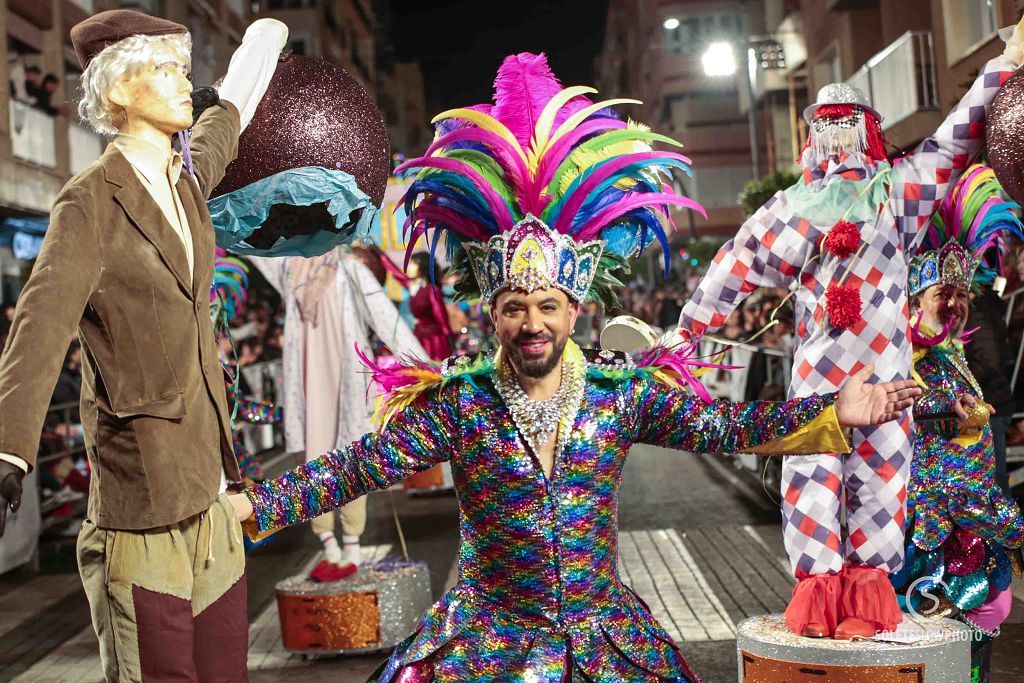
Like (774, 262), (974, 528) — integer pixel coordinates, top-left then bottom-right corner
(801, 622), (829, 638)
(833, 616), (876, 640)
(839, 565), (902, 633)
(784, 573), (841, 636)
(308, 559), (357, 582)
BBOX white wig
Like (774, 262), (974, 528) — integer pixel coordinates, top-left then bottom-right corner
(78, 32), (191, 136)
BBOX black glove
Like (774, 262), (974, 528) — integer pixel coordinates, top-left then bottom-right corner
(190, 86), (224, 126)
(0, 460), (25, 537)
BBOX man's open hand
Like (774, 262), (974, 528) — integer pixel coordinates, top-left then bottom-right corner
(835, 363), (921, 428)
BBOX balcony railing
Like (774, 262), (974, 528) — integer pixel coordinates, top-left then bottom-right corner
(9, 100), (56, 168)
(68, 122), (105, 175)
(846, 31), (938, 130)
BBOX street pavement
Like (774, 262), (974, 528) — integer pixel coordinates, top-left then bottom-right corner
(2, 445), (1022, 682)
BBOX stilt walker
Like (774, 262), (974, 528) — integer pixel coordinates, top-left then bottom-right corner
(678, 17), (1024, 639)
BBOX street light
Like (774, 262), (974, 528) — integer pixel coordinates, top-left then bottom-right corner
(663, 18), (680, 30)
(701, 42), (737, 77)
(701, 40), (759, 178)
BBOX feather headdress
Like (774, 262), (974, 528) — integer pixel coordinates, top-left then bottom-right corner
(396, 52), (706, 307)
(909, 164), (1024, 296)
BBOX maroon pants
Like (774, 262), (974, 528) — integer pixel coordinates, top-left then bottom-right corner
(133, 576), (249, 682)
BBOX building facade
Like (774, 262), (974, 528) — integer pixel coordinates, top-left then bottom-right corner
(0, 0), (251, 299)
(256, 0), (377, 96)
(599, 0), (1022, 238)
(597, 0), (765, 238)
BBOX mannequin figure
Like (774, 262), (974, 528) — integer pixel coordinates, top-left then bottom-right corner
(0, 10), (287, 681)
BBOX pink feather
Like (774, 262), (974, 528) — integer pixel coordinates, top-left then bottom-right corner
(395, 156), (515, 230)
(636, 339), (738, 404)
(427, 127), (530, 188)
(491, 52), (596, 149)
(575, 192), (707, 242)
(354, 344), (438, 397)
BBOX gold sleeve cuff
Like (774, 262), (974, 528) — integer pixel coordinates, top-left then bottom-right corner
(740, 404), (851, 456)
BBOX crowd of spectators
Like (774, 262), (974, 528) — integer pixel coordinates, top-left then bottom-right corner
(8, 56), (64, 116)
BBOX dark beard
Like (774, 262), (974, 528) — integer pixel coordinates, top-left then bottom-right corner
(504, 332), (567, 379)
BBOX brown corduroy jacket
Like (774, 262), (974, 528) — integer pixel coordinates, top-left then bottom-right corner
(0, 102), (242, 530)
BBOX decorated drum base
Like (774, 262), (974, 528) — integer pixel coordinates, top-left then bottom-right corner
(737, 615), (971, 682)
(276, 560), (432, 655)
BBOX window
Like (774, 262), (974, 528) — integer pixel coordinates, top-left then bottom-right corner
(942, 0), (997, 63)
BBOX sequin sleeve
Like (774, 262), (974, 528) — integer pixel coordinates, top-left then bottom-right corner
(244, 382), (458, 532)
(629, 377), (849, 455)
(913, 362), (960, 440)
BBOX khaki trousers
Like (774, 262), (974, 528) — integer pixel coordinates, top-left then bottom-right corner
(77, 494), (248, 682)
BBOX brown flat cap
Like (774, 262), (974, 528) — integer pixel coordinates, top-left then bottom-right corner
(70, 10), (187, 69)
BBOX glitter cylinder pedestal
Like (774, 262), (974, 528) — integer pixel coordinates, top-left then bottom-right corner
(737, 615), (971, 682)
(275, 561), (432, 654)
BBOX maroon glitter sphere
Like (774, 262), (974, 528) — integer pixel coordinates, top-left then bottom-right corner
(214, 53), (389, 206)
(988, 69), (1024, 206)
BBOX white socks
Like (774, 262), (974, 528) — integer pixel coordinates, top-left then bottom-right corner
(318, 531), (342, 564)
(319, 531), (362, 566)
(340, 534), (362, 566)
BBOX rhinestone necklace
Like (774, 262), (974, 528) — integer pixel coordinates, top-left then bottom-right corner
(495, 357), (582, 453)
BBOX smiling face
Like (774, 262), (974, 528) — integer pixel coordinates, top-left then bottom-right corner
(917, 283), (969, 337)
(109, 45), (192, 135)
(492, 287), (579, 379)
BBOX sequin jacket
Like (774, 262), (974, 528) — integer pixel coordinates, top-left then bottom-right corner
(247, 344), (847, 682)
(908, 341), (1023, 553)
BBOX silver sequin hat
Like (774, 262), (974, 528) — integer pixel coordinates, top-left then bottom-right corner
(803, 82), (882, 123)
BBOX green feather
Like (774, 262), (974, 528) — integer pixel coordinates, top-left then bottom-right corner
(545, 130), (683, 196)
(446, 148), (521, 220)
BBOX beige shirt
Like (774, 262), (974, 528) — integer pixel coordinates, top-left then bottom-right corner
(112, 135), (194, 281)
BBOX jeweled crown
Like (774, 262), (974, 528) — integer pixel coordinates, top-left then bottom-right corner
(908, 240), (981, 296)
(465, 216), (603, 302)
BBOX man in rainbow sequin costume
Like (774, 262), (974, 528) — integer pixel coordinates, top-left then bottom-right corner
(888, 165), (1024, 681)
(228, 54), (920, 682)
(677, 18), (1024, 639)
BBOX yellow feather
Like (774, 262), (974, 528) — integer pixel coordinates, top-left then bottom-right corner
(532, 85), (598, 151)
(431, 108), (529, 163)
(548, 98), (642, 148)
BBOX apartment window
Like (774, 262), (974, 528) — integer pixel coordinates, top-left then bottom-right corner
(942, 0), (997, 63)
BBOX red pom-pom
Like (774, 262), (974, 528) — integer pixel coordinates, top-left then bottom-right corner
(822, 219), (860, 259)
(825, 282), (862, 330)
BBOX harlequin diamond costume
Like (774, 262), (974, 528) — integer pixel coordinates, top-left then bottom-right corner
(242, 53), (855, 683)
(210, 252), (282, 482)
(888, 166), (1024, 679)
(678, 43), (1023, 637)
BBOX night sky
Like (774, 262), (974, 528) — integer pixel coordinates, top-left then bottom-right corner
(387, 0), (611, 112)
